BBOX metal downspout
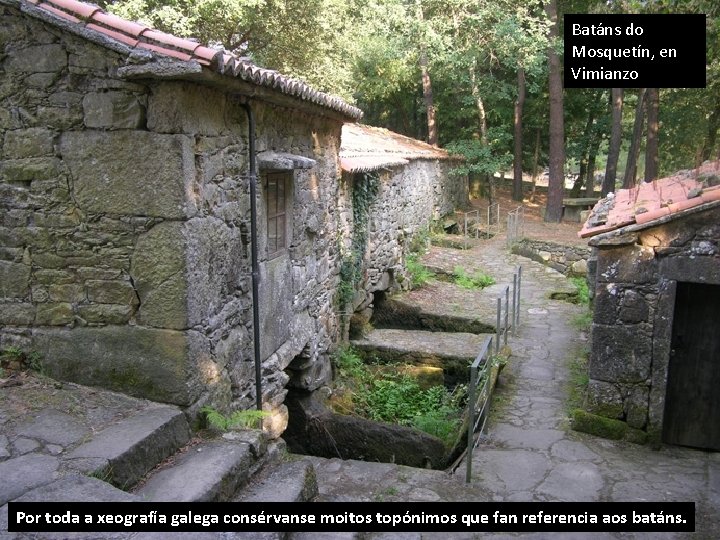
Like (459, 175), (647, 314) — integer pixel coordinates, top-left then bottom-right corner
(239, 99), (263, 414)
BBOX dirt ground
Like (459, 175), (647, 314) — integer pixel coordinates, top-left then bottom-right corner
(464, 182), (590, 248)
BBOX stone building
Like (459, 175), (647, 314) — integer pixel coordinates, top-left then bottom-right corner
(0, 0), (466, 435)
(0, 0), (363, 433)
(579, 162), (720, 450)
(338, 123), (467, 331)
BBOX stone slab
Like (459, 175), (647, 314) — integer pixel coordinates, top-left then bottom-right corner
(31, 326), (198, 406)
(373, 281), (498, 334)
(238, 460), (317, 502)
(0, 453), (60, 505)
(16, 409), (89, 448)
(59, 130), (193, 218)
(66, 405), (191, 489)
(134, 441), (255, 502)
(352, 329), (493, 364)
(15, 474), (138, 503)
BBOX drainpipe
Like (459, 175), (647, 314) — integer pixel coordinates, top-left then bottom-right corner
(239, 98), (263, 415)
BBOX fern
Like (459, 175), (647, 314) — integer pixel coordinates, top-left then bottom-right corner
(228, 409), (268, 429)
(200, 406), (269, 431)
(201, 406), (231, 430)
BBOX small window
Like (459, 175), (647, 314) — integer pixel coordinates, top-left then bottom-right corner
(264, 172), (290, 257)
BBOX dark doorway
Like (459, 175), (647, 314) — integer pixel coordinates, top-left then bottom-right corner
(663, 282), (720, 450)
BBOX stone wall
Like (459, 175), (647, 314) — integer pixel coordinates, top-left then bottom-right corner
(339, 159), (468, 323)
(586, 205), (720, 437)
(511, 239), (590, 276)
(0, 4), (344, 430)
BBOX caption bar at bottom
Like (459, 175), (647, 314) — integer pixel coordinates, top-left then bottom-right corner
(8, 501), (694, 533)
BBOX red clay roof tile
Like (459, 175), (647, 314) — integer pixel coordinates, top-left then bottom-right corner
(40, 3), (80, 23)
(46, 0), (98, 19)
(85, 23), (138, 47)
(142, 29), (199, 53)
(195, 46), (221, 63)
(340, 123), (452, 173)
(91, 11), (146, 37)
(579, 161), (720, 238)
(137, 42), (193, 62)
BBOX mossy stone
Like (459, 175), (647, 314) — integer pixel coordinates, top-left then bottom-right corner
(571, 409), (627, 440)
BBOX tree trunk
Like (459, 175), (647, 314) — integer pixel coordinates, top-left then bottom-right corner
(586, 133), (600, 198)
(570, 160), (587, 198)
(602, 88), (623, 196)
(416, 1), (437, 146)
(470, 61), (488, 145)
(530, 127), (541, 203)
(513, 67), (526, 201)
(623, 88), (646, 189)
(544, 0), (564, 222)
(644, 88), (659, 182)
(571, 108), (597, 198)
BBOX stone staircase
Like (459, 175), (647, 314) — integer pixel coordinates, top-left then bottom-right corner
(1, 401), (328, 539)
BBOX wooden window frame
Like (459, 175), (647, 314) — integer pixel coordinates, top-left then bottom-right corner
(264, 171), (291, 258)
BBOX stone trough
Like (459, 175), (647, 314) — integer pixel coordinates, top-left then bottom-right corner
(351, 328), (495, 386)
(371, 281), (498, 334)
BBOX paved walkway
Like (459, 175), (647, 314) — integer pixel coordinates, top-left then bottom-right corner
(311, 236), (720, 539)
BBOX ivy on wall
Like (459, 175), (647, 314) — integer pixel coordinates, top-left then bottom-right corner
(339, 172), (380, 308)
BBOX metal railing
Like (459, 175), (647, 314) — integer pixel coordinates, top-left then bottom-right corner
(486, 202), (502, 238)
(460, 203), (502, 248)
(462, 209), (480, 249)
(465, 335), (495, 483)
(463, 264), (523, 483)
(506, 205), (525, 247)
(495, 265), (522, 354)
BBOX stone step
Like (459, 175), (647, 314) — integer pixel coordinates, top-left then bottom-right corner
(237, 459), (318, 502)
(372, 281), (500, 335)
(364, 534), (422, 540)
(134, 438), (261, 502)
(351, 328), (495, 384)
(64, 404), (191, 489)
(289, 534), (360, 540)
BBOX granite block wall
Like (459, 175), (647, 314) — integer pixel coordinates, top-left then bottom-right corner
(586, 206), (720, 435)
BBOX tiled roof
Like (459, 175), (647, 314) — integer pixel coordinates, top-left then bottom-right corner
(579, 161), (720, 239)
(340, 124), (453, 173)
(17, 0), (362, 120)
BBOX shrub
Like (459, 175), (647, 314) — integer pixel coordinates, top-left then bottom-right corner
(331, 347), (463, 444)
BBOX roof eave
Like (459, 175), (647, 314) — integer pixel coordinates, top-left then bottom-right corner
(119, 61), (361, 122)
(587, 200), (720, 247)
(11, 0), (363, 122)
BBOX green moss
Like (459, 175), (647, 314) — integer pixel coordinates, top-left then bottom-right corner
(625, 427), (649, 445)
(571, 409), (627, 440)
(107, 366), (158, 398)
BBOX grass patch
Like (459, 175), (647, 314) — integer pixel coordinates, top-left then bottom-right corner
(331, 347), (464, 445)
(570, 276), (590, 306)
(406, 253), (435, 288)
(200, 406), (268, 431)
(566, 349), (589, 412)
(452, 266), (495, 289)
(571, 310), (593, 331)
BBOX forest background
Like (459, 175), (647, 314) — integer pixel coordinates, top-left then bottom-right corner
(102, 0), (719, 222)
